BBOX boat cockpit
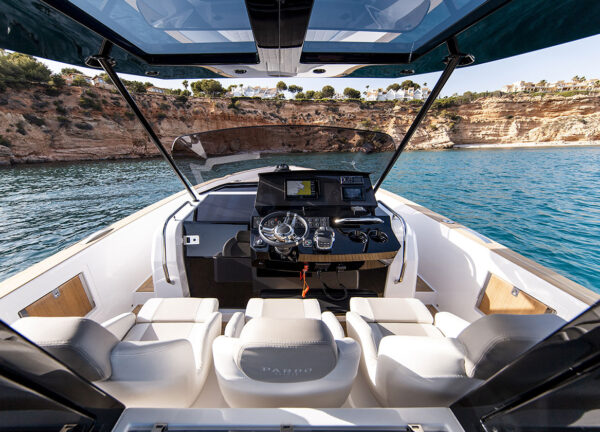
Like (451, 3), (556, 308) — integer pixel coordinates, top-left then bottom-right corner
(182, 168), (400, 311)
(1, 0), (600, 430)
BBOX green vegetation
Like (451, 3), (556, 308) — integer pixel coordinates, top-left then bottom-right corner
(556, 90), (589, 97)
(400, 80), (420, 90)
(305, 90), (315, 99)
(343, 87), (361, 99)
(16, 121), (26, 135)
(123, 80), (148, 93)
(191, 79), (224, 97)
(53, 100), (67, 115)
(288, 85), (303, 94)
(295, 92), (306, 100)
(60, 67), (83, 75)
(50, 74), (65, 88)
(57, 115), (70, 126)
(0, 51), (52, 89)
(228, 99), (242, 110)
(0, 134), (10, 147)
(71, 75), (90, 87)
(276, 81), (287, 93)
(23, 113), (45, 127)
(74, 121), (93, 130)
(79, 91), (102, 111)
(321, 85), (335, 99)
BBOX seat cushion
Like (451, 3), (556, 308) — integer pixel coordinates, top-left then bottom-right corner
(350, 297), (433, 324)
(370, 322), (443, 350)
(124, 322), (210, 369)
(236, 317), (337, 383)
(12, 317), (118, 382)
(245, 298), (321, 320)
(458, 313), (566, 379)
(137, 298), (218, 323)
(375, 335), (481, 407)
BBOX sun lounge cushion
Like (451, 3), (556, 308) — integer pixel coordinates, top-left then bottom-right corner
(245, 298), (321, 320)
(350, 297), (434, 324)
(136, 297), (218, 323)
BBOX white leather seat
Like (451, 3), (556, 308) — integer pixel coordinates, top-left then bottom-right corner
(213, 298), (359, 407)
(347, 297), (566, 407)
(13, 297), (221, 408)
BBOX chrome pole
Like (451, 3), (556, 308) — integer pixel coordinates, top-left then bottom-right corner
(373, 38), (473, 192)
(88, 44), (199, 202)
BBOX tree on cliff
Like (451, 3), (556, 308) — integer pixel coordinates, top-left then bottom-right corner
(305, 90), (315, 99)
(288, 84), (303, 94)
(0, 51), (51, 88)
(60, 67), (83, 75)
(50, 74), (65, 88)
(400, 79), (420, 90)
(191, 79), (224, 97)
(386, 83), (400, 91)
(71, 75), (90, 87)
(182, 80), (189, 91)
(295, 92), (306, 99)
(321, 85), (335, 98)
(343, 87), (361, 99)
(124, 80), (147, 93)
(276, 81), (288, 94)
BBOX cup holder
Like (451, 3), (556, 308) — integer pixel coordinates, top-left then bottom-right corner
(368, 230), (388, 243)
(348, 230), (368, 244)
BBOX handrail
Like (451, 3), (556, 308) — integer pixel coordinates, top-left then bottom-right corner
(162, 201), (194, 284)
(378, 201), (408, 283)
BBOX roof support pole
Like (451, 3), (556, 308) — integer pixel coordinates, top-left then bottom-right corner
(88, 42), (199, 201)
(373, 38), (472, 192)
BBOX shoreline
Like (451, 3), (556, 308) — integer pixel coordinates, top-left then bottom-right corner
(453, 140), (600, 150)
(2, 141), (600, 166)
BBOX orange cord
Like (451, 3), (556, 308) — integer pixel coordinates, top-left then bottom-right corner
(300, 264), (310, 297)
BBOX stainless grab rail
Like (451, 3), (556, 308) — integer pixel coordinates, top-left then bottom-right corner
(162, 201), (194, 284)
(378, 201), (408, 283)
(333, 217), (384, 225)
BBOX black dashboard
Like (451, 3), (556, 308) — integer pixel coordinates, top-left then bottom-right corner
(255, 170), (377, 213)
(250, 170), (399, 270)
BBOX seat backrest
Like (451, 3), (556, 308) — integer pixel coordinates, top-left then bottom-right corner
(12, 317), (119, 382)
(458, 313), (566, 379)
(350, 297), (433, 324)
(236, 317), (337, 383)
(246, 298), (321, 320)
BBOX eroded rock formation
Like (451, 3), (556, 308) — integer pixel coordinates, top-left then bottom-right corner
(0, 84), (598, 165)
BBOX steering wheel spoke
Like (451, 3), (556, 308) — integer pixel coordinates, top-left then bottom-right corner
(258, 211), (309, 248)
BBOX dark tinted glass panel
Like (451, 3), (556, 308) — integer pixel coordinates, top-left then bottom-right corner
(0, 322), (124, 432)
(305, 0), (492, 54)
(452, 302), (600, 432)
(0, 376), (94, 432)
(68, 0), (256, 55)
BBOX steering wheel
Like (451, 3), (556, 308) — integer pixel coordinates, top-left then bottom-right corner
(258, 211), (309, 247)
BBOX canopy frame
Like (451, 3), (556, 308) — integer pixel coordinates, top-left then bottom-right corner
(374, 37), (472, 192)
(87, 40), (200, 202)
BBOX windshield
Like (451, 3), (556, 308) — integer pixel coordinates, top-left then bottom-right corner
(171, 125), (395, 185)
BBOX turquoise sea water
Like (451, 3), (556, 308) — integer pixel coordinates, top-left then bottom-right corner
(0, 147), (598, 293)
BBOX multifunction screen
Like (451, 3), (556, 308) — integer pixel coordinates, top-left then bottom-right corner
(286, 179), (317, 198)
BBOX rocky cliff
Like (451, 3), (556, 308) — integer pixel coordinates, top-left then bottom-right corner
(0, 84), (599, 165)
